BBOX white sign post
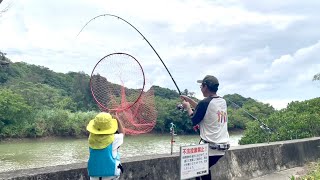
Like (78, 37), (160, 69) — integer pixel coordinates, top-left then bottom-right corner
(180, 143), (209, 180)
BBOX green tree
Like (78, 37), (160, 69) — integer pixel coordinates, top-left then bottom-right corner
(0, 51), (10, 66)
(240, 97), (320, 145)
(154, 96), (195, 134)
(1, 60), (286, 138)
(313, 73), (320, 81)
(0, 89), (32, 137)
(0, 51), (13, 83)
(0, 65), (9, 83)
(67, 72), (95, 111)
(27, 109), (96, 137)
(225, 94), (275, 130)
(182, 89), (196, 98)
(224, 93), (251, 107)
(153, 85), (179, 99)
(6, 81), (76, 111)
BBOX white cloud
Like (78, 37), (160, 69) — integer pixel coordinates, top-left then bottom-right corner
(260, 40), (320, 84)
(0, 0), (319, 110)
(260, 99), (291, 110)
(94, 0), (304, 31)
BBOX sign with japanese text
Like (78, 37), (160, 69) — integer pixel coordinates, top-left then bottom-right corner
(180, 143), (209, 180)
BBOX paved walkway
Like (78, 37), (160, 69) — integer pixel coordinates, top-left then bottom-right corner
(250, 166), (307, 180)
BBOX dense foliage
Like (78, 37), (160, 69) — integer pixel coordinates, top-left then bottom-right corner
(240, 97), (320, 144)
(224, 94), (275, 130)
(313, 73), (320, 81)
(0, 58), (254, 138)
(0, 58), (199, 138)
(1, 53), (318, 143)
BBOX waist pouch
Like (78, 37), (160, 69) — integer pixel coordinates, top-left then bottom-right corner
(200, 139), (230, 150)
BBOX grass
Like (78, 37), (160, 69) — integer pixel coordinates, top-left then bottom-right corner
(290, 160), (320, 180)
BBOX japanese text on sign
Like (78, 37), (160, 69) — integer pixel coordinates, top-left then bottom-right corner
(180, 143), (209, 180)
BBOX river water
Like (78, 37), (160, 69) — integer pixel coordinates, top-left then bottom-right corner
(0, 133), (242, 173)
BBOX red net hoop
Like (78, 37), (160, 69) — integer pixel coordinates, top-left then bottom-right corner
(114, 86), (157, 135)
(90, 53), (157, 135)
(90, 53), (145, 111)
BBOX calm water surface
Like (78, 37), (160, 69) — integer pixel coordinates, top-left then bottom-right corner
(0, 133), (242, 172)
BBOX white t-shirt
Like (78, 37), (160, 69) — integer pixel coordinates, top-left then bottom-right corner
(191, 97), (229, 144)
(112, 133), (124, 176)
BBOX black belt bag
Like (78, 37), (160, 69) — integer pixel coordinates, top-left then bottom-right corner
(200, 139), (230, 150)
(209, 143), (230, 150)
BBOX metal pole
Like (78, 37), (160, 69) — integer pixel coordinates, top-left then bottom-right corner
(170, 122), (176, 155)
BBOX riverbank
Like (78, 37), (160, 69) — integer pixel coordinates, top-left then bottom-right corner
(0, 133), (243, 173)
(0, 136), (86, 143)
(0, 129), (244, 142)
(1, 137), (319, 180)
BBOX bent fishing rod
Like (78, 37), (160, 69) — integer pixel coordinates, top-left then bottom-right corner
(77, 14), (272, 132)
(76, 13), (182, 95)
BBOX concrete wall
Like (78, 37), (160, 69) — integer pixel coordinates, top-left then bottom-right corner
(0, 137), (319, 180)
(211, 137), (320, 179)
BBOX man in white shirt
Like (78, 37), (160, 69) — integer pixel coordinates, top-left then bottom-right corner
(181, 75), (230, 180)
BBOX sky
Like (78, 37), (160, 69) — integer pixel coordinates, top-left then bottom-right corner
(0, 0), (319, 110)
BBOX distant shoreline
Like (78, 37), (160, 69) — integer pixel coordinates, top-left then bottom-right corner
(0, 129), (244, 143)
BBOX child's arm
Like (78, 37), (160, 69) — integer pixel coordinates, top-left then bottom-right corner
(117, 118), (125, 135)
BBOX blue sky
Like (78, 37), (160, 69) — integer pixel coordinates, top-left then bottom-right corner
(0, 0), (319, 109)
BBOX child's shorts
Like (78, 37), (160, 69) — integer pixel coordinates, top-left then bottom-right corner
(90, 176), (119, 180)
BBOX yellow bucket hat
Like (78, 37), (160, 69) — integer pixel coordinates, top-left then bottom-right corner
(87, 112), (118, 149)
(86, 112), (118, 135)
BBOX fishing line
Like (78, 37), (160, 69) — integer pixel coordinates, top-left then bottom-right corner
(77, 14), (273, 134)
(226, 98), (273, 133)
(76, 13), (182, 95)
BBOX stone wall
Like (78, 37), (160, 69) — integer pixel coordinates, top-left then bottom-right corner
(211, 137), (320, 179)
(0, 137), (319, 180)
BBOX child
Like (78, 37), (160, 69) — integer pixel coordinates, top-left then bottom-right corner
(87, 112), (125, 180)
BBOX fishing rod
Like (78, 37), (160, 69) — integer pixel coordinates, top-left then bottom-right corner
(226, 98), (273, 133)
(77, 14), (273, 135)
(76, 13), (182, 95)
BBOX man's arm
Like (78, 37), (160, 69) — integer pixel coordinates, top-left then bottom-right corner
(180, 95), (198, 108)
(182, 99), (208, 126)
(182, 101), (194, 117)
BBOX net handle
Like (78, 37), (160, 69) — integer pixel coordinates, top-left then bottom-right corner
(90, 52), (146, 112)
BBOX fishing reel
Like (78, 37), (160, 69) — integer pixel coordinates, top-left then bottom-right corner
(176, 104), (184, 111)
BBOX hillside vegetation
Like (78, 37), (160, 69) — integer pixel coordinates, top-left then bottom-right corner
(0, 53), (319, 144)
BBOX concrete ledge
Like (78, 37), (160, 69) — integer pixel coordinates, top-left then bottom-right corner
(0, 137), (319, 180)
(211, 137), (320, 180)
